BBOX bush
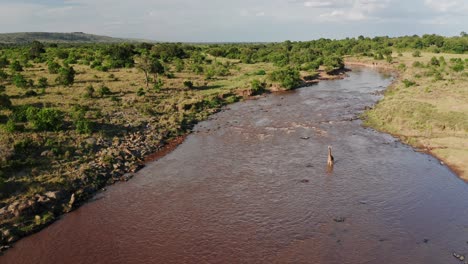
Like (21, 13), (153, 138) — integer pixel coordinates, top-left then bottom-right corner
(254, 69), (266, 75)
(0, 57), (9, 68)
(4, 118), (17, 133)
(402, 79), (416, 88)
(136, 87), (145, 96)
(412, 50), (421, 57)
(0, 70), (8, 81)
(251, 79), (266, 95)
(270, 67), (302, 90)
(9, 61), (23, 72)
(153, 78), (164, 92)
(55, 65), (75, 86)
(0, 84), (5, 93)
(412, 61), (424, 68)
(322, 56), (344, 72)
(0, 94), (12, 109)
(84, 85), (95, 98)
(27, 107), (63, 131)
(37, 77), (48, 88)
(47, 61), (61, 74)
(183, 80), (194, 89)
(12, 74), (29, 88)
(71, 108), (92, 134)
(24, 90), (38, 97)
(429, 56), (439, 66)
(98, 85), (111, 97)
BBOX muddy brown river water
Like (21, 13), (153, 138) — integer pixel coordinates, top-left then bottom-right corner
(2, 67), (468, 264)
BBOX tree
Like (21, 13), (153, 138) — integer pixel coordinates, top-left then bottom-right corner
(135, 53), (152, 88)
(55, 65), (75, 86)
(135, 53), (165, 88)
(29, 41), (46, 59)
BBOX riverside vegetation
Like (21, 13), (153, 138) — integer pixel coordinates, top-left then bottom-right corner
(0, 33), (467, 250)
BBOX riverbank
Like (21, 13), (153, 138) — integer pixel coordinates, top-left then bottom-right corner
(346, 52), (468, 180)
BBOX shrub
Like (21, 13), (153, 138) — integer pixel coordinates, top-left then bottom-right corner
(37, 77), (48, 88)
(12, 74), (29, 88)
(27, 107), (63, 131)
(323, 56), (344, 72)
(24, 90), (38, 97)
(270, 67), (302, 90)
(183, 80), (194, 89)
(98, 85), (111, 97)
(47, 61), (61, 74)
(0, 94), (12, 109)
(412, 50), (421, 57)
(429, 56), (439, 66)
(0, 70), (8, 81)
(451, 63), (465, 72)
(174, 59), (184, 72)
(136, 87), (145, 96)
(71, 109), (92, 134)
(84, 85), (95, 98)
(55, 65), (75, 86)
(254, 69), (266, 75)
(0, 57), (9, 68)
(402, 79), (416, 88)
(4, 118), (16, 133)
(0, 84), (5, 93)
(251, 79), (266, 95)
(9, 61), (23, 72)
(153, 78), (164, 92)
(386, 55), (393, 63)
(412, 61), (424, 68)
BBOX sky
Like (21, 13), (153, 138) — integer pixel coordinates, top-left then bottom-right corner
(0, 0), (467, 42)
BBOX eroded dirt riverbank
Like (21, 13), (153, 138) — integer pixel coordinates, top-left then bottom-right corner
(2, 67), (467, 264)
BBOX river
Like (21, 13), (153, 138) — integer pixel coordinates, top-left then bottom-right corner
(2, 66), (467, 264)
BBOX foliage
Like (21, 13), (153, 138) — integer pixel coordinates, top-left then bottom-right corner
(29, 41), (46, 59)
(71, 107), (93, 134)
(402, 79), (416, 88)
(55, 65), (75, 86)
(37, 77), (48, 89)
(250, 79), (266, 95)
(98, 85), (111, 97)
(183, 80), (194, 89)
(323, 56), (344, 72)
(412, 50), (421, 57)
(270, 67), (302, 90)
(9, 60), (23, 72)
(12, 74), (29, 88)
(0, 94), (12, 109)
(0, 56), (9, 68)
(47, 61), (61, 74)
(84, 85), (95, 98)
(26, 107), (63, 131)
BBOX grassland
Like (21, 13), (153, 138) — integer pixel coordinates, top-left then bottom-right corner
(347, 52), (468, 179)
